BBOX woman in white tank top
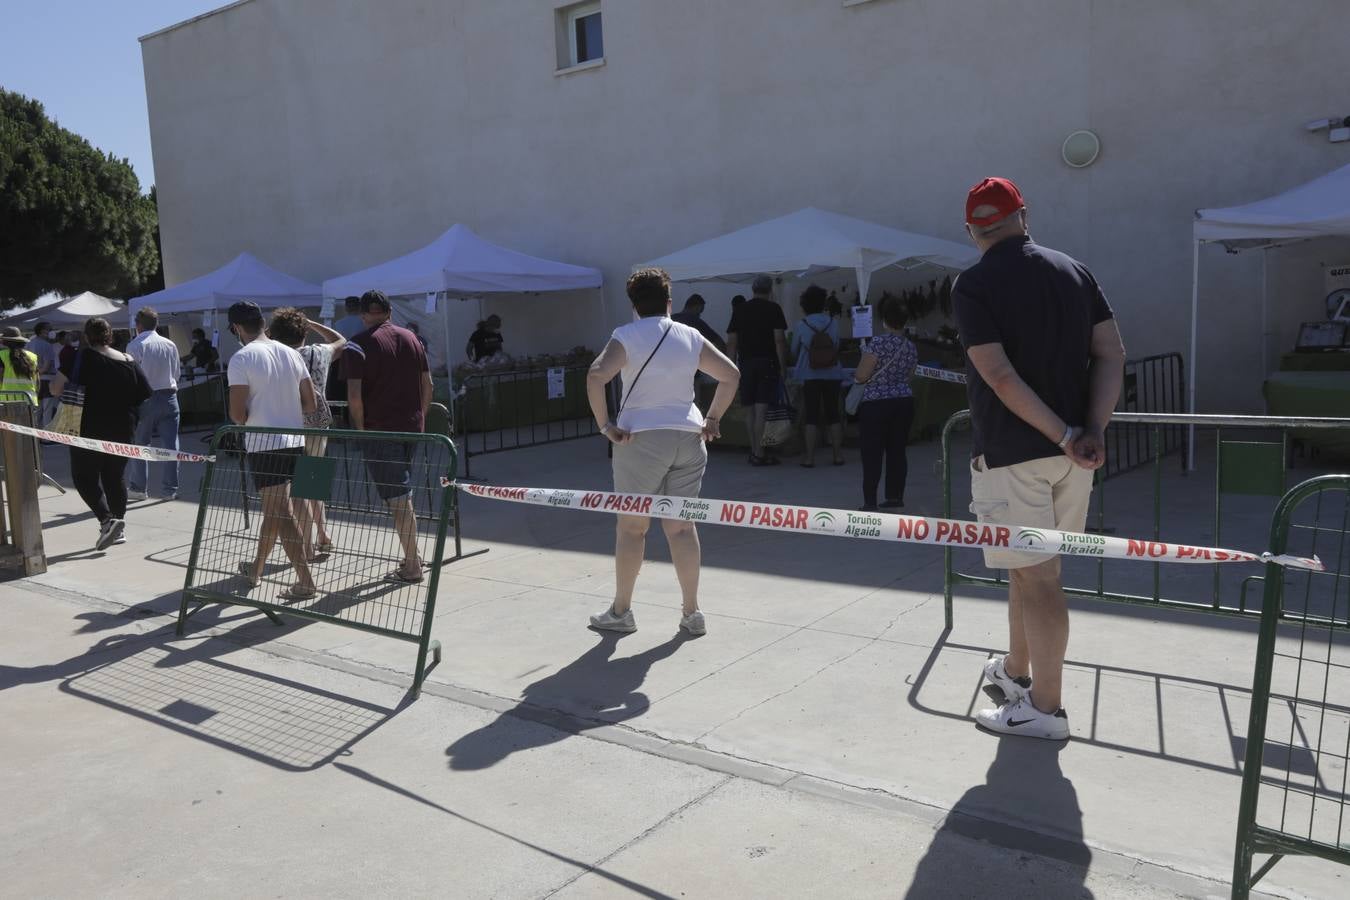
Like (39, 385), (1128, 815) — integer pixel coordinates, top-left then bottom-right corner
(585, 268), (740, 636)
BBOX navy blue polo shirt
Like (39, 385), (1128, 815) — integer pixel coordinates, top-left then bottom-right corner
(952, 236), (1114, 468)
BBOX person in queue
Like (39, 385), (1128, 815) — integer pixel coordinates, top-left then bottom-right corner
(126, 307), (183, 502)
(327, 296), (364, 401)
(226, 301), (317, 600)
(671, 293), (727, 354)
(58, 330), (81, 372)
(183, 328), (220, 371)
(25, 320), (59, 426)
(343, 289), (433, 585)
(789, 284), (845, 468)
(0, 326), (40, 404)
(466, 314), (504, 362)
(585, 267), (740, 636)
(51, 317), (151, 551)
(851, 296), (918, 510)
(267, 306), (346, 562)
(952, 177), (1125, 741)
(725, 275), (788, 466)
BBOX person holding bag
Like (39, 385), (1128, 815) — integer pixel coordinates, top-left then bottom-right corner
(788, 284), (845, 467)
(51, 317), (152, 550)
(267, 307), (346, 562)
(849, 297), (917, 511)
(585, 268), (740, 636)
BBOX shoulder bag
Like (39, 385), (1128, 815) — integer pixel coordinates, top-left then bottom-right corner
(49, 351), (86, 436)
(844, 343), (900, 416)
(617, 324), (672, 417)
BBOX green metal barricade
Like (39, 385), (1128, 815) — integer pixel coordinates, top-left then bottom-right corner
(942, 410), (1350, 630)
(178, 425), (460, 697)
(1232, 476), (1350, 897)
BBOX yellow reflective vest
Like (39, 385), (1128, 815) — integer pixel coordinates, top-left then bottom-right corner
(0, 348), (40, 405)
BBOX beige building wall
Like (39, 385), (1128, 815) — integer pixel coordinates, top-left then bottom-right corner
(142, 0), (1350, 408)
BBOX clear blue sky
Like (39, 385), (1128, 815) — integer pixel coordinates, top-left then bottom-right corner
(0, 0), (225, 191)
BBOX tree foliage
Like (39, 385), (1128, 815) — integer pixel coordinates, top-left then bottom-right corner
(0, 88), (161, 309)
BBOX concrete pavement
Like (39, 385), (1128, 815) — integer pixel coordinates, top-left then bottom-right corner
(2, 432), (1346, 898)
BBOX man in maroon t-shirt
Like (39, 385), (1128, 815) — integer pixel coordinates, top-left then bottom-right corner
(342, 290), (432, 583)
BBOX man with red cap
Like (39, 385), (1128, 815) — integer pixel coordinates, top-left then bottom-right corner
(952, 177), (1126, 740)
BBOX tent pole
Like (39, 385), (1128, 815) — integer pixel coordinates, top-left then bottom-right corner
(440, 294), (455, 428)
(1260, 249), (1270, 377)
(1187, 238), (1200, 472)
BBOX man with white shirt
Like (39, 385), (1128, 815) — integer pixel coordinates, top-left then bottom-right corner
(227, 300), (317, 600)
(127, 307), (182, 500)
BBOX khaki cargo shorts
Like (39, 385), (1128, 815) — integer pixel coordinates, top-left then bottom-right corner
(613, 429), (708, 500)
(969, 454), (1094, 570)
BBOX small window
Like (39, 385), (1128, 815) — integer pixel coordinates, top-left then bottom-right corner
(567, 3), (602, 66)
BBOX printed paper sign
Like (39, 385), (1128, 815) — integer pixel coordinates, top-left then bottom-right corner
(547, 367), (566, 400)
(425, 292), (438, 314)
(319, 297), (336, 320)
(852, 305), (873, 338)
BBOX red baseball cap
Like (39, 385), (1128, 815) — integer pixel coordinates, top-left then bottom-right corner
(965, 177), (1025, 226)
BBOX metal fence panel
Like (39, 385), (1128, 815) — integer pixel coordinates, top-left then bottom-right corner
(943, 410), (1350, 630)
(1233, 476), (1350, 897)
(178, 425), (460, 697)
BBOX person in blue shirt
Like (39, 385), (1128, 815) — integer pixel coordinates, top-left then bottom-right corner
(788, 285), (845, 467)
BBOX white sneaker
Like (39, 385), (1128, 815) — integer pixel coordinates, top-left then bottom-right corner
(680, 611), (707, 636)
(590, 608), (636, 632)
(95, 518), (125, 551)
(983, 655), (1032, 705)
(127, 490), (148, 502)
(975, 697), (1070, 741)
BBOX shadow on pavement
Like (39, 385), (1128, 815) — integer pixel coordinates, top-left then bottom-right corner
(2, 590), (409, 771)
(335, 763), (677, 899)
(905, 740), (1092, 899)
(906, 630), (1322, 780)
(445, 631), (692, 771)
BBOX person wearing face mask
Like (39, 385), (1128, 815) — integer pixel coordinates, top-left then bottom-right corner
(226, 300), (318, 600)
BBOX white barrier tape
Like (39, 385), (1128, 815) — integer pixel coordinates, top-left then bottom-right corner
(914, 365), (967, 385)
(459, 483), (1324, 572)
(0, 419), (214, 464)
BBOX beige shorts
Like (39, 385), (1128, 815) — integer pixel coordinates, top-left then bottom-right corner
(969, 454), (1094, 570)
(613, 429), (707, 501)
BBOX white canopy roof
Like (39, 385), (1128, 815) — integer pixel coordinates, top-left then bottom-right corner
(640, 207), (977, 301)
(321, 224), (603, 299)
(1194, 161), (1350, 249)
(128, 252), (322, 317)
(1, 291), (123, 327)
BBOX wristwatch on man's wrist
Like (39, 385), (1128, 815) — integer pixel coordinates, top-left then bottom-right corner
(600, 422), (615, 435)
(1056, 425), (1074, 449)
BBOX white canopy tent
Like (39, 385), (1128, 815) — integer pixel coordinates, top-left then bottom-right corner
(640, 207), (976, 300)
(321, 224), (604, 374)
(322, 224), (602, 299)
(127, 252), (322, 319)
(1189, 162), (1350, 462)
(0, 291), (123, 328)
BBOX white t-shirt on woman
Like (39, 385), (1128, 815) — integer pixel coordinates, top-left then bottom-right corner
(611, 317), (704, 434)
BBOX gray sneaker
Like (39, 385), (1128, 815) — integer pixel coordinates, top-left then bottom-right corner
(96, 518), (125, 551)
(590, 608), (636, 632)
(680, 611), (707, 636)
(127, 490), (148, 502)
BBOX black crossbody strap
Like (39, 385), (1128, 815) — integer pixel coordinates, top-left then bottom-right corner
(619, 324), (672, 414)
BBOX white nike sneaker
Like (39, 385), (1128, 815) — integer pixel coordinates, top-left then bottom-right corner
(983, 655), (1032, 705)
(589, 607), (636, 633)
(975, 697), (1070, 741)
(127, 490), (149, 502)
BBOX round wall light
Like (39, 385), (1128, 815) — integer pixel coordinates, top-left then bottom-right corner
(1061, 129), (1101, 168)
